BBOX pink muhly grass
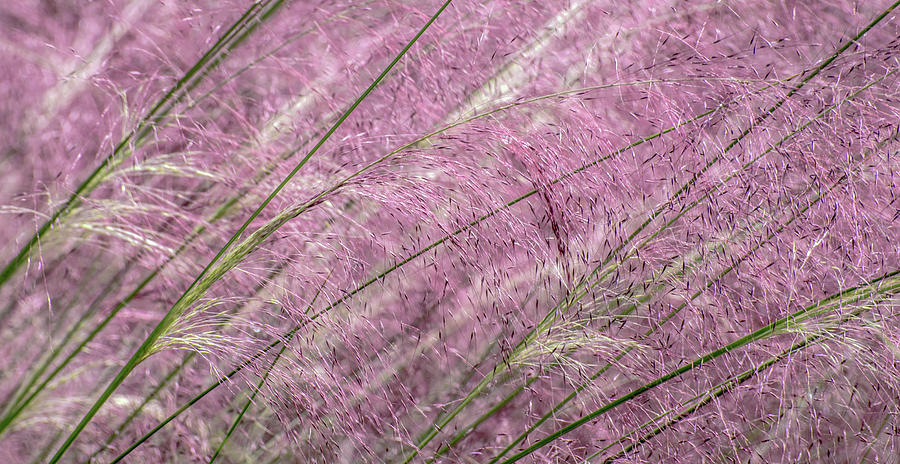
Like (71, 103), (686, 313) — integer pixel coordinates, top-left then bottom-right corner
(1, 1), (899, 463)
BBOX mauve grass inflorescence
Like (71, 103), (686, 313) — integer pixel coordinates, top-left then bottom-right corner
(1, 1), (899, 462)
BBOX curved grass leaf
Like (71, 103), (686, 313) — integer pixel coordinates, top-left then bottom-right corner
(499, 270), (900, 463)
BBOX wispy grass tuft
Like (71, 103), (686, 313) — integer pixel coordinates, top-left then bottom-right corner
(1, 1), (899, 462)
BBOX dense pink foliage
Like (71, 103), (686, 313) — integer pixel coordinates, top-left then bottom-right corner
(1, 1), (899, 462)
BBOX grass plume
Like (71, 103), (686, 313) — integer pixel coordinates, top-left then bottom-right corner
(1, 1), (899, 462)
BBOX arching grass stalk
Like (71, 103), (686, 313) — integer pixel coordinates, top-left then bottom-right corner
(598, 302), (895, 464)
(0, 233), (213, 434)
(259, 76), (783, 254)
(113, 303), (476, 462)
(425, 206), (773, 460)
(24, 315), (180, 459)
(499, 270), (900, 463)
(621, 296), (900, 464)
(482, 69), (899, 463)
(592, 341), (819, 462)
(106, 73), (798, 460)
(511, 66), (892, 464)
(0, 0), (286, 289)
(586, 295), (888, 464)
(99, 215), (361, 461)
(203, 257), (508, 459)
(720, 303), (900, 463)
(20, 0), (469, 332)
(46, 2), (454, 461)
(5, 65), (379, 431)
